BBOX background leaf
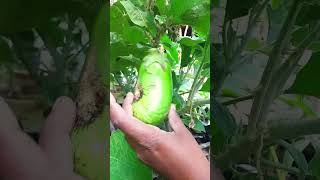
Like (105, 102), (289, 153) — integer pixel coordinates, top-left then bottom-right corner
(288, 53), (320, 98)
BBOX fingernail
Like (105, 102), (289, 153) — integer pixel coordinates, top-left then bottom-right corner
(171, 104), (176, 110)
(53, 96), (73, 111)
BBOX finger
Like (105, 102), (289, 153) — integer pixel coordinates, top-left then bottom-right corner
(69, 174), (86, 180)
(0, 98), (52, 179)
(168, 105), (187, 134)
(124, 135), (140, 150)
(0, 97), (21, 133)
(39, 96), (76, 172)
(110, 94), (155, 139)
(110, 92), (116, 104)
(122, 92), (134, 116)
(0, 130), (52, 179)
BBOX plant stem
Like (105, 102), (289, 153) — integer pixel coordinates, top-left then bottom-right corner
(187, 36), (209, 105)
(261, 159), (300, 174)
(216, 0), (270, 94)
(221, 94), (254, 106)
(269, 146), (286, 180)
(248, 0), (304, 135)
(215, 118), (320, 169)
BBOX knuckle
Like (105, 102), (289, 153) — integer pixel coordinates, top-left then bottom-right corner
(143, 127), (163, 151)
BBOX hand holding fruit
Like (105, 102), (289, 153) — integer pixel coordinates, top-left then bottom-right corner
(110, 92), (210, 180)
(0, 97), (83, 180)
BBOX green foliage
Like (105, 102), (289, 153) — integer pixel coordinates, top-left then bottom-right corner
(288, 53), (320, 98)
(0, 37), (14, 64)
(92, 3), (108, 85)
(213, 0), (320, 178)
(110, 0), (210, 178)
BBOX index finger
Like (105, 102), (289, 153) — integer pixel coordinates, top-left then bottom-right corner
(110, 93), (155, 139)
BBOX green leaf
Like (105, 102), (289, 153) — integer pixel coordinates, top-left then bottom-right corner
(155, 0), (169, 15)
(92, 3), (108, 85)
(212, 98), (236, 139)
(282, 140), (310, 178)
(181, 116), (206, 133)
(310, 42), (320, 52)
(292, 27), (320, 51)
(178, 36), (205, 47)
(212, 0), (220, 7)
(123, 26), (148, 44)
(110, 5), (129, 33)
(0, 37), (14, 64)
(110, 130), (152, 180)
(159, 0), (210, 35)
(180, 2), (210, 36)
(211, 122), (225, 155)
(212, 43), (226, 94)
(200, 78), (210, 92)
(120, 0), (149, 27)
(160, 35), (180, 66)
(279, 140), (309, 175)
(180, 45), (192, 67)
(271, 0), (282, 10)
(246, 38), (262, 51)
(110, 42), (148, 72)
(37, 19), (65, 47)
(172, 91), (184, 110)
(120, 0), (157, 36)
(296, 4), (320, 26)
(0, 0), (69, 33)
(279, 96), (316, 118)
(288, 53), (320, 98)
(225, 0), (258, 20)
(130, 0), (145, 7)
(155, 15), (167, 24)
(309, 153), (320, 179)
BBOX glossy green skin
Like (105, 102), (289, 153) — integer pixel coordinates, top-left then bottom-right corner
(132, 49), (173, 125)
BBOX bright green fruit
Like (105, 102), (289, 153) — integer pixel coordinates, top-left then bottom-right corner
(110, 130), (152, 180)
(71, 109), (108, 180)
(132, 48), (173, 125)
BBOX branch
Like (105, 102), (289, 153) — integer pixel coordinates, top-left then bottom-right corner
(261, 159), (301, 175)
(273, 21), (320, 97)
(229, 0), (270, 65)
(217, 0), (270, 94)
(178, 99), (210, 115)
(265, 118), (320, 142)
(187, 36), (210, 105)
(215, 118), (320, 169)
(222, 94), (254, 106)
(248, 0), (304, 134)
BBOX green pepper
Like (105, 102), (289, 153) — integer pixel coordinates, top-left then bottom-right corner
(132, 48), (173, 125)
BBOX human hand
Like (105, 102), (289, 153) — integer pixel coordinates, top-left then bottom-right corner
(0, 96), (84, 180)
(110, 92), (210, 180)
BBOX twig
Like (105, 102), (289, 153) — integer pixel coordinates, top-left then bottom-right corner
(256, 132), (265, 180)
(216, 0), (270, 94)
(248, 0), (304, 135)
(215, 118), (320, 169)
(269, 146), (286, 180)
(261, 159), (301, 175)
(222, 94), (254, 106)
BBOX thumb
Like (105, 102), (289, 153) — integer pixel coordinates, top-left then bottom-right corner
(39, 96), (76, 172)
(168, 104), (187, 134)
(110, 93), (156, 140)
